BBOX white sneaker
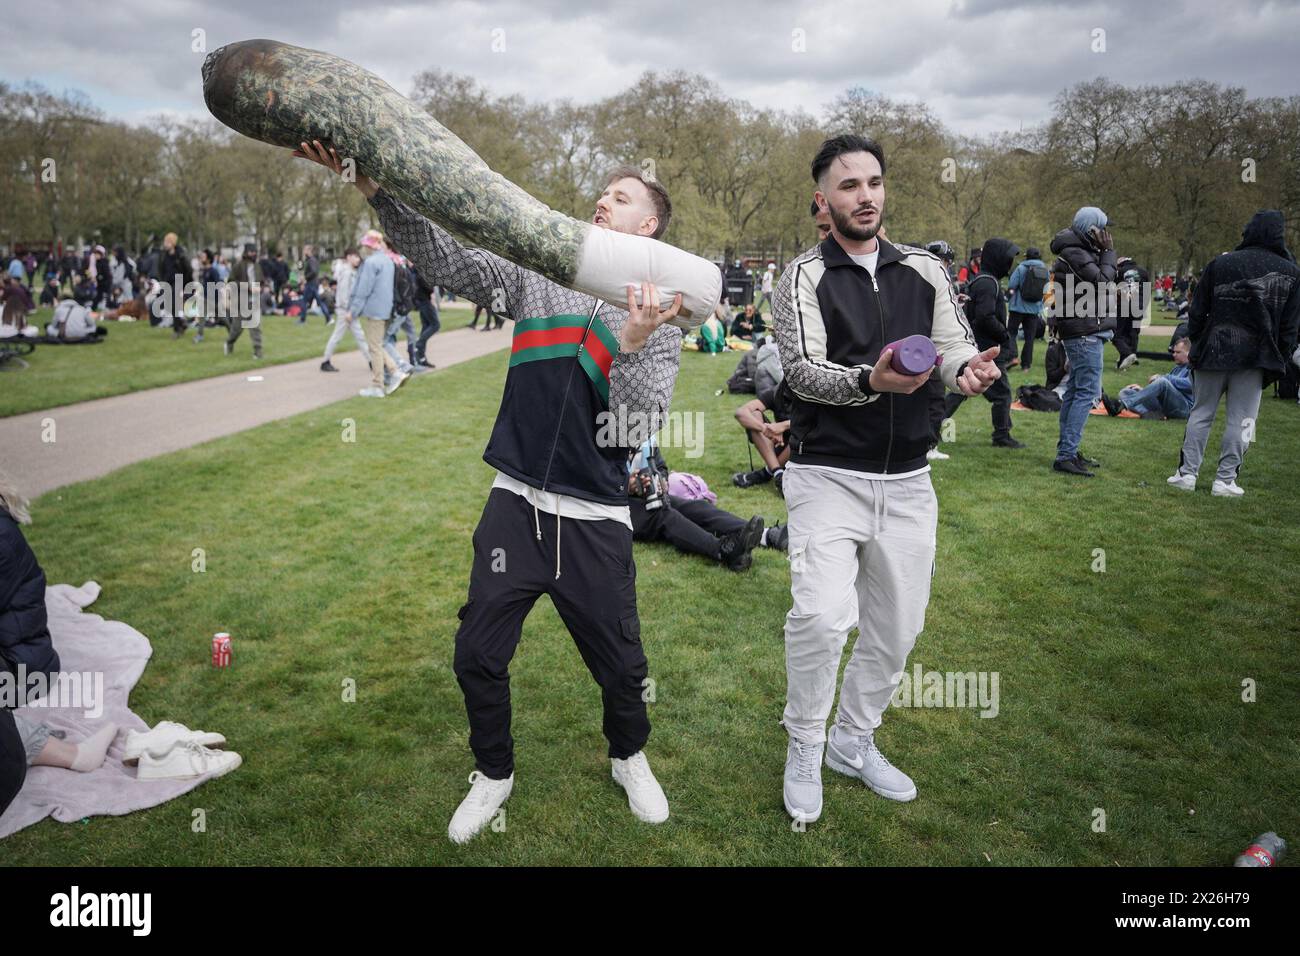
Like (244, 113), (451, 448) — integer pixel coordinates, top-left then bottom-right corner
(137, 741), (241, 781)
(783, 737), (824, 822)
(611, 751), (669, 823)
(447, 771), (513, 845)
(926, 448), (950, 461)
(123, 721), (226, 762)
(1212, 479), (1245, 497)
(359, 386), (386, 398)
(1118, 353), (1138, 371)
(385, 370), (410, 395)
(1167, 472), (1196, 491)
(825, 725), (917, 802)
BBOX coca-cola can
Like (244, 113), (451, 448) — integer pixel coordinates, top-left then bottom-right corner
(212, 632), (232, 668)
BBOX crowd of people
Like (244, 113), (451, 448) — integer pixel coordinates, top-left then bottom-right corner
(0, 231), (449, 378)
(3, 130), (1297, 845)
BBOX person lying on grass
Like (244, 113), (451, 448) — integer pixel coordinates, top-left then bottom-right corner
(1098, 336), (1194, 420)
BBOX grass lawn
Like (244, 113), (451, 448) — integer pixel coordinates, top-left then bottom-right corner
(5, 345), (1298, 865)
(1, 302), (479, 418)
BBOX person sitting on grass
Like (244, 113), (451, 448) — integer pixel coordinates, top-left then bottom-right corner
(103, 275), (150, 321)
(627, 442), (780, 572)
(45, 296), (105, 342)
(38, 276), (60, 308)
(1, 473), (118, 820)
(730, 302), (765, 341)
(1099, 336), (1194, 420)
(733, 378), (793, 493)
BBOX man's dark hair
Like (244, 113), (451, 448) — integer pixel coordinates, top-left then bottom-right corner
(809, 199), (820, 217)
(811, 134), (886, 185)
(344, 247), (358, 258)
(604, 165), (672, 240)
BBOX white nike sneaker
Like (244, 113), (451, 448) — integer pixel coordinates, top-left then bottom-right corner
(783, 737), (824, 823)
(136, 741), (241, 781)
(926, 448), (950, 461)
(123, 721), (227, 762)
(1212, 479), (1245, 497)
(359, 386), (386, 398)
(1167, 472), (1196, 492)
(447, 771), (513, 845)
(611, 751), (669, 823)
(825, 725), (917, 802)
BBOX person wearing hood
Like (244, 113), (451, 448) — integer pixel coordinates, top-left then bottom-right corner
(943, 237), (1024, 448)
(1169, 209), (1300, 498)
(1047, 206), (1117, 477)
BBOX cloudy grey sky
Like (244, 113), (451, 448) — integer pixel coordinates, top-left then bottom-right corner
(2, 0), (1298, 135)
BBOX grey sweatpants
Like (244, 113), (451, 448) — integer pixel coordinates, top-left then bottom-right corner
(1177, 368), (1264, 482)
(782, 465), (937, 743)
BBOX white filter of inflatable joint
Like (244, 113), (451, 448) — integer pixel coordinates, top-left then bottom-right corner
(573, 226), (718, 330)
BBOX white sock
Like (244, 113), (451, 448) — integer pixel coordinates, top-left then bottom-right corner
(70, 724), (119, 772)
(760, 528), (771, 547)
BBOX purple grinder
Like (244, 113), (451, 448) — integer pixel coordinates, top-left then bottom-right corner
(883, 334), (942, 376)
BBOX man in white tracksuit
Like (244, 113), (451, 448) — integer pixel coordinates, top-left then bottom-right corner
(772, 134), (1003, 823)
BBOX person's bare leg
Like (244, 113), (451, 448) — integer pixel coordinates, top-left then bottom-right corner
(32, 724), (118, 772)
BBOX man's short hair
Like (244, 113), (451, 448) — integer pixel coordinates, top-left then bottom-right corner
(604, 165), (672, 240)
(811, 134), (887, 185)
(1174, 336), (1191, 348)
(344, 247), (358, 258)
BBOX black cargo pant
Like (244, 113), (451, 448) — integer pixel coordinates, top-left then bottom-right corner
(944, 352), (1013, 442)
(453, 488), (649, 780)
(630, 494), (745, 560)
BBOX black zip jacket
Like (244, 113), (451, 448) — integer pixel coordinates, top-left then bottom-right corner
(772, 235), (978, 474)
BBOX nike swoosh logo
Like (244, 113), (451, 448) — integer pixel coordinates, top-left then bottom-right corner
(832, 742), (863, 770)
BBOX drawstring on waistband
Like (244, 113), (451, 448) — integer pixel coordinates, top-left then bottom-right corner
(529, 493), (562, 579)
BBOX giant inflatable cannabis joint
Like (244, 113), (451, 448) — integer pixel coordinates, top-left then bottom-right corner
(201, 39), (717, 328)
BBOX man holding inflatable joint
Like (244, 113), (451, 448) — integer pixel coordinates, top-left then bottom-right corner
(771, 134), (1003, 824)
(296, 140), (694, 845)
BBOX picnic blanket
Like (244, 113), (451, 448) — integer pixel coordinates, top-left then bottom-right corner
(0, 581), (231, 839)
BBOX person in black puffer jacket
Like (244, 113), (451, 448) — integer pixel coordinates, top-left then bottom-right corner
(1, 476), (118, 819)
(1171, 210), (1300, 496)
(1047, 206), (1118, 476)
(943, 237), (1024, 448)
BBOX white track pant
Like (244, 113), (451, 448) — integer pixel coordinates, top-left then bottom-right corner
(782, 465), (937, 743)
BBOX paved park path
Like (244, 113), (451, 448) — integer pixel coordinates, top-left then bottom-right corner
(3, 321), (1181, 500)
(2, 327), (511, 499)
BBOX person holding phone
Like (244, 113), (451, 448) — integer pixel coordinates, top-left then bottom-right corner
(1046, 206), (1118, 477)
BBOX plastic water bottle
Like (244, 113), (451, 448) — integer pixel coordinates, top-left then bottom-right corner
(1234, 832), (1287, 867)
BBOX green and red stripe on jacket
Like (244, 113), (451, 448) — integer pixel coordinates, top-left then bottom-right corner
(509, 313), (621, 404)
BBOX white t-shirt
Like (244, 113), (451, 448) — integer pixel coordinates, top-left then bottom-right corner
(491, 471), (632, 530)
(848, 250), (879, 276)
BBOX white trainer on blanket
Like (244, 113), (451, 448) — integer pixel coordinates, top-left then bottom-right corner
(123, 720), (227, 762)
(137, 741), (242, 781)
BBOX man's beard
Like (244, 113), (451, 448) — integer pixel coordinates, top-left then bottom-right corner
(830, 203), (882, 242)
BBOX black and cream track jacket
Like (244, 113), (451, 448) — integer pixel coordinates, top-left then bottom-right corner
(773, 235), (979, 474)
